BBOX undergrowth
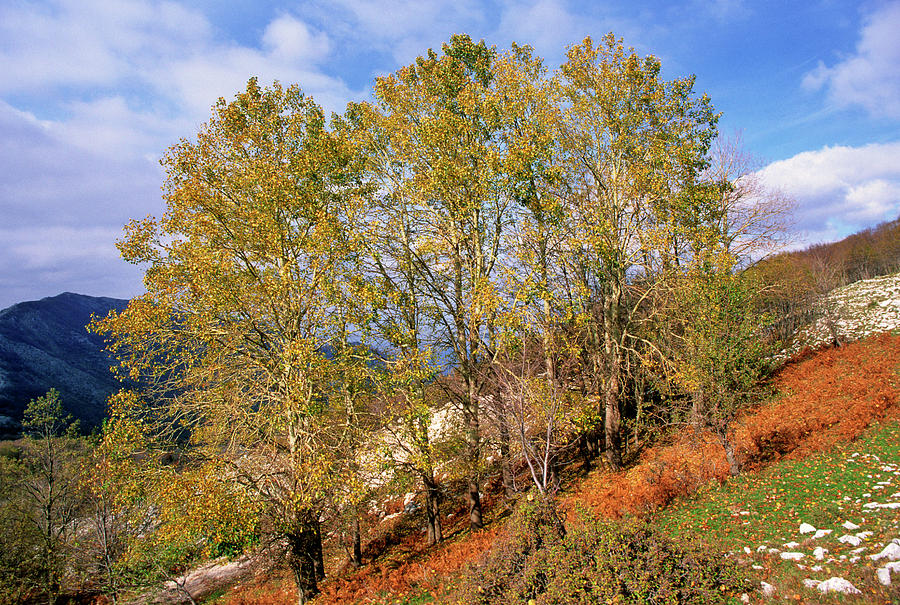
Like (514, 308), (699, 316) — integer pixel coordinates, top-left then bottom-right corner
(454, 498), (750, 604)
(214, 334), (900, 604)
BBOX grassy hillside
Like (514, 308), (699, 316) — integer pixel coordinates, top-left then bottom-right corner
(206, 331), (900, 604)
(659, 419), (900, 603)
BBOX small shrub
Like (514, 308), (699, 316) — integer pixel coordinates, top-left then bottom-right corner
(0, 442), (22, 460)
(457, 498), (750, 604)
(455, 496), (566, 604)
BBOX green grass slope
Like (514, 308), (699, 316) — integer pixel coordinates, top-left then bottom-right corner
(658, 420), (900, 603)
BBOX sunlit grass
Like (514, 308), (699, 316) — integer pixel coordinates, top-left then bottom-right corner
(657, 420), (900, 603)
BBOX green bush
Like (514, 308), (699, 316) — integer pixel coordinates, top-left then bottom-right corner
(0, 442), (22, 460)
(457, 498), (750, 604)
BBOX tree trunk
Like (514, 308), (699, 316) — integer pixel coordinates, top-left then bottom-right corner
(465, 379), (484, 530)
(691, 390), (705, 428)
(580, 432), (592, 473)
(497, 414), (516, 498)
(467, 476), (483, 531)
(313, 517), (325, 582)
(349, 514), (362, 569)
(287, 517), (321, 605)
(604, 355), (623, 470)
(423, 474), (443, 545)
(718, 432), (741, 477)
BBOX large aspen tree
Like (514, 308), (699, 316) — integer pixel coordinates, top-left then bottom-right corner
(92, 79), (370, 604)
(556, 35), (719, 469)
(359, 36), (512, 530)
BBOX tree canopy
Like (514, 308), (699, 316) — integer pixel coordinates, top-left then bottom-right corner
(89, 34), (787, 605)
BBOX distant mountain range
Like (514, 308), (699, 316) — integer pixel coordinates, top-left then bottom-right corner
(0, 293), (128, 439)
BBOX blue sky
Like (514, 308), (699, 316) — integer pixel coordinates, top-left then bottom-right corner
(2, 0), (900, 308)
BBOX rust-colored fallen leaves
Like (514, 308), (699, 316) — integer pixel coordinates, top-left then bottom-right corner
(314, 525), (501, 604)
(568, 332), (900, 520)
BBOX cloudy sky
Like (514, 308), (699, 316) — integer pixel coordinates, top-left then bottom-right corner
(2, 0), (900, 308)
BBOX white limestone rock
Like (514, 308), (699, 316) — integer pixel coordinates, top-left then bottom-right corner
(816, 577), (861, 595)
(870, 542), (900, 562)
(838, 534), (861, 546)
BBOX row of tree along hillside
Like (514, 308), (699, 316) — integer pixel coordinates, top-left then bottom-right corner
(82, 34), (792, 604)
(750, 214), (900, 348)
(786, 214), (900, 287)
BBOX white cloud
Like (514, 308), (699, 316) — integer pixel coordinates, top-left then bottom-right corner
(497, 0), (579, 52)
(0, 226), (143, 307)
(263, 14), (331, 62)
(758, 142), (900, 246)
(802, 2), (900, 118)
(2, 227), (124, 271)
(326, 0), (489, 66)
(331, 0), (483, 41)
(0, 0), (355, 127)
(0, 0), (210, 93)
(0, 2), (365, 309)
(0, 100), (161, 308)
(160, 45), (357, 120)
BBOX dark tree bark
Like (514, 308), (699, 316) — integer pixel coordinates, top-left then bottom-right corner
(496, 413), (516, 498)
(603, 357), (623, 470)
(349, 514), (362, 569)
(717, 429), (741, 477)
(423, 475), (443, 545)
(287, 513), (323, 605)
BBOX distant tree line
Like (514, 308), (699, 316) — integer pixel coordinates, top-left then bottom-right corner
(751, 214), (900, 348)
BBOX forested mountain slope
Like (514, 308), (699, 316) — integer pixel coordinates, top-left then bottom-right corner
(0, 292), (128, 437)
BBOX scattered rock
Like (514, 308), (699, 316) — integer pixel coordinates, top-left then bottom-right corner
(760, 581), (776, 597)
(780, 552), (804, 561)
(802, 579), (820, 588)
(864, 502), (900, 509)
(813, 547), (828, 560)
(816, 577), (861, 595)
(783, 541), (800, 548)
(877, 567), (891, 586)
(842, 521), (860, 530)
(870, 542), (900, 562)
(813, 529), (832, 539)
(838, 534), (861, 546)
(799, 522), (816, 534)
